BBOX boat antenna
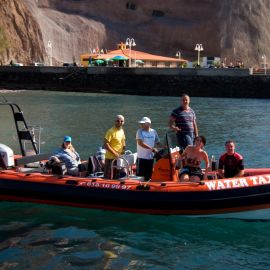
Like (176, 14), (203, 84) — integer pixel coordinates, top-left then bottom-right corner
(165, 132), (173, 180)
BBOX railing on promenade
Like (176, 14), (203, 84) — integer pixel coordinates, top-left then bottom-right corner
(251, 68), (270, 76)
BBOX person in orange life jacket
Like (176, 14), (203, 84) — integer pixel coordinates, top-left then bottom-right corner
(218, 140), (244, 178)
(103, 115), (126, 179)
(179, 135), (209, 182)
(168, 94), (198, 153)
(136, 117), (162, 181)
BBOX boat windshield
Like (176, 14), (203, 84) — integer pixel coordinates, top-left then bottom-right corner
(153, 130), (180, 160)
(150, 130), (181, 181)
(164, 130), (180, 153)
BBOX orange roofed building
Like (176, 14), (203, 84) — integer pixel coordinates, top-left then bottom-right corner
(80, 42), (187, 68)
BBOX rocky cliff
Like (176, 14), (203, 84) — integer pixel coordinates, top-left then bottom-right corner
(0, 0), (45, 64)
(0, 0), (269, 67)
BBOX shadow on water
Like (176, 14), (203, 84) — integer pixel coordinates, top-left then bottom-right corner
(1, 201), (270, 241)
(1, 202), (270, 269)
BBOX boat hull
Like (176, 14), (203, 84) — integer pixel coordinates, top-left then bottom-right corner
(1, 170), (270, 219)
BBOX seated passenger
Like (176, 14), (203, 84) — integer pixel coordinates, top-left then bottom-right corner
(96, 146), (106, 169)
(179, 135), (209, 182)
(218, 140), (244, 178)
(52, 136), (84, 176)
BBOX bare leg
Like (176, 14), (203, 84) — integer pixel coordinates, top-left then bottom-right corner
(180, 173), (190, 182)
(190, 175), (201, 182)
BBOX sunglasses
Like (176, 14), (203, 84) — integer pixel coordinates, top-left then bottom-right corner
(116, 120), (124, 123)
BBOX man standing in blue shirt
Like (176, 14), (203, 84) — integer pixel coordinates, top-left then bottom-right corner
(168, 94), (198, 152)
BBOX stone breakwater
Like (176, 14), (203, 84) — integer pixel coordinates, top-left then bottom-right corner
(0, 66), (270, 98)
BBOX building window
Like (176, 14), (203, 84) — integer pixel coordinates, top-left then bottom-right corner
(152, 10), (165, 17)
(151, 61), (158, 67)
(126, 2), (136, 10)
(165, 62), (170, 67)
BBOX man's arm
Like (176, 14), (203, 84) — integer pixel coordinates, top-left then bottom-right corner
(193, 119), (198, 137)
(154, 131), (163, 149)
(218, 169), (225, 179)
(235, 159), (245, 177)
(168, 116), (180, 132)
(137, 139), (157, 153)
(122, 136), (126, 153)
(202, 151), (210, 180)
(235, 169), (245, 177)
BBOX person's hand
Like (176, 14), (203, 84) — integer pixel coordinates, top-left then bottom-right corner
(50, 156), (61, 163)
(152, 148), (158, 153)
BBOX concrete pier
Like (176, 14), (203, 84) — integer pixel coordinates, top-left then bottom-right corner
(0, 66), (269, 98)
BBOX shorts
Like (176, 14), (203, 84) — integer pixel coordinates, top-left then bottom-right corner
(180, 166), (203, 180)
(67, 167), (79, 176)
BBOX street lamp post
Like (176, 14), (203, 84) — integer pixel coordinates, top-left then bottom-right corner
(48, 40), (52, 66)
(125, 37), (136, 67)
(176, 51), (181, 68)
(195, 44), (203, 67)
(262, 54), (267, 75)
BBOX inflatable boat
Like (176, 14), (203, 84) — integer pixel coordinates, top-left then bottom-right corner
(1, 101), (270, 219)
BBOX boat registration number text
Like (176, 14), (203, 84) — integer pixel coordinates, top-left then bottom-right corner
(79, 181), (132, 190)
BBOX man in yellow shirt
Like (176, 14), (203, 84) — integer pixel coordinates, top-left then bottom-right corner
(103, 115), (126, 178)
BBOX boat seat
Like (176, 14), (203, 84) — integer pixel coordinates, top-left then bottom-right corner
(88, 155), (103, 176)
(114, 152), (139, 177)
(17, 167), (45, 173)
(15, 153), (52, 167)
(120, 175), (145, 181)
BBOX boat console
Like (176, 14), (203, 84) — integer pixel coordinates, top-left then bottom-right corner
(0, 144), (14, 168)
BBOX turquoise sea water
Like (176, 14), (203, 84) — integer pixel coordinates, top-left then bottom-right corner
(1, 90), (270, 269)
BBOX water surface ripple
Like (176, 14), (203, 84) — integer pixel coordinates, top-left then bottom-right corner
(0, 90), (270, 269)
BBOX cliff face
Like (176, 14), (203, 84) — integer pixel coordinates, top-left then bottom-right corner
(219, 0), (270, 66)
(0, 0), (269, 67)
(0, 0), (45, 64)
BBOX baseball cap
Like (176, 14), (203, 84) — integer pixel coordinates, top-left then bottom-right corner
(138, 117), (151, 124)
(63, 136), (72, 142)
